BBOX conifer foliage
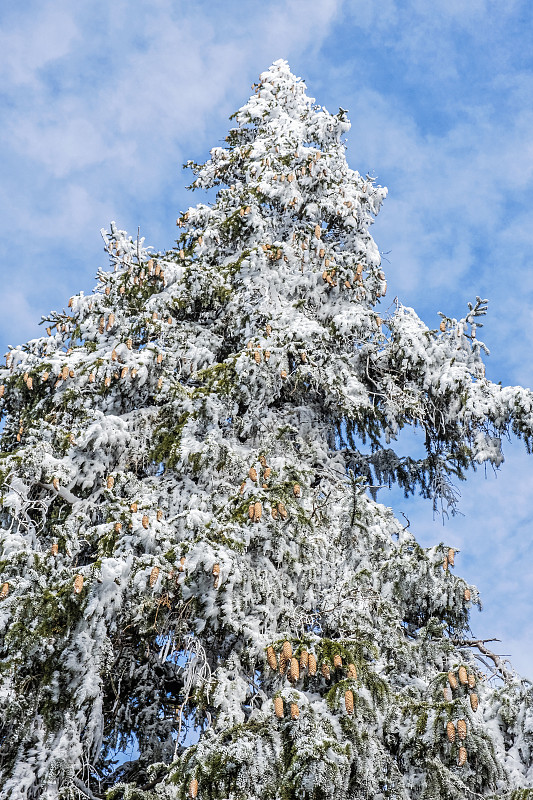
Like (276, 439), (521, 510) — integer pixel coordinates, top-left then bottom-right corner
(1, 60), (533, 799)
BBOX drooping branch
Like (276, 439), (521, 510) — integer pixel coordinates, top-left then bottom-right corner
(37, 481), (81, 505)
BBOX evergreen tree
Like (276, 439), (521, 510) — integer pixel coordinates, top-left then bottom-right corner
(1, 59), (533, 800)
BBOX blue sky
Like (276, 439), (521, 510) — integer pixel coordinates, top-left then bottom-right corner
(0, 0), (532, 676)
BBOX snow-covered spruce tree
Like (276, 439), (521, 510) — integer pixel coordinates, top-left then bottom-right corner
(1, 60), (533, 800)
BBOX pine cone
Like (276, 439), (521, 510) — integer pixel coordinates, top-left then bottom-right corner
(114, 523), (122, 532)
(264, 350), (270, 362)
(189, 778), (198, 798)
(348, 663), (357, 679)
(344, 690), (354, 714)
(0, 583), (9, 599)
(440, 319), (446, 332)
(446, 721), (456, 743)
(149, 567), (160, 587)
(293, 483), (301, 497)
(300, 650), (309, 670)
(51, 543), (59, 556)
(443, 557), (448, 571)
(42, 372), (49, 382)
(290, 702), (299, 720)
(289, 657), (300, 682)
(457, 719), (467, 740)
(321, 663), (330, 681)
(448, 671), (458, 690)
(458, 666), (467, 685)
(73, 575), (84, 594)
(106, 476), (115, 489)
(470, 693), (478, 712)
(308, 654), (317, 676)
(264, 467), (272, 480)
(249, 467), (258, 482)
(212, 563), (220, 588)
(126, 338), (133, 350)
(249, 503), (255, 519)
(278, 502), (288, 519)
(333, 654), (342, 669)
(142, 515), (149, 529)
(267, 646), (277, 670)
(467, 673), (476, 689)
(52, 477), (60, 491)
(464, 588), (471, 601)
(282, 641), (292, 660)
(157, 509), (163, 521)
(130, 502), (138, 512)
(121, 367), (128, 379)
(274, 696), (284, 718)
(458, 746), (467, 766)
(254, 501), (262, 522)
(448, 548), (455, 566)
(265, 324), (272, 336)
(279, 654), (287, 674)
(0, 385), (4, 398)
(62, 366), (69, 380)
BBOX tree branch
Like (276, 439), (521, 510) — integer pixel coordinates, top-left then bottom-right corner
(451, 637), (515, 682)
(37, 481), (80, 504)
(71, 777), (104, 800)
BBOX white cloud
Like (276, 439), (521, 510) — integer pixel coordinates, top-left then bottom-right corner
(0, 4), (79, 87)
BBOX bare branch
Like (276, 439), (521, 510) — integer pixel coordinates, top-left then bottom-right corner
(451, 637), (515, 683)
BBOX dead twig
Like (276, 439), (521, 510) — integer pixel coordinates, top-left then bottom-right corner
(451, 637), (515, 683)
